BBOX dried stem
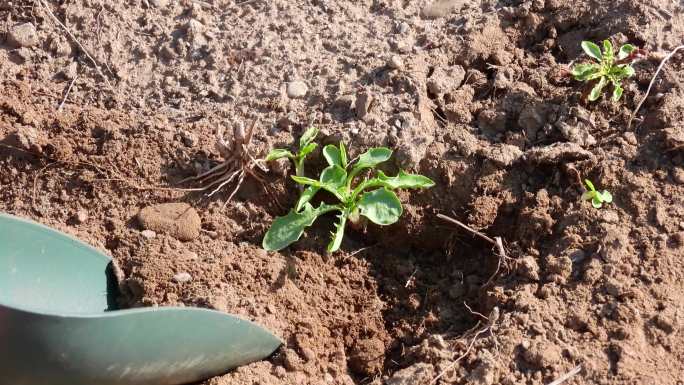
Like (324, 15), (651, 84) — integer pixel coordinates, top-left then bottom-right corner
(38, 0), (113, 88)
(628, 45), (684, 130)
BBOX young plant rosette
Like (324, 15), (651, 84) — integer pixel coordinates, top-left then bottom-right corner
(572, 40), (637, 102)
(263, 142), (435, 253)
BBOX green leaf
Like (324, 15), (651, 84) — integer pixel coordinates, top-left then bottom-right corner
(602, 40), (614, 62)
(266, 148), (294, 161)
(581, 191), (594, 201)
(621, 65), (635, 78)
(354, 147), (392, 169)
(299, 142), (317, 158)
(584, 179), (596, 192)
(572, 63), (600, 81)
(612, 84), (624, 101)
(377, 170), (435, 189)
(588, 77), (607, 101)
(320, 165), (347, 189)
(327, 212), (348, 253)
(262, 203), (338, 251)
(339, 141), (348, 168)
(293, 172), (345, 201)
(591, 197), (603, 209)
(323, 144), (343, 167)
(299, 127), (318, 148)
(291, 175), (322, 187)
(295, 186), (320, 212)
(357, 188), (402, 226)
(601, 190), (613, 203)
(581, 41), (602, 61)
(349, 147), (393, 182)
(618, 44), (635, 60)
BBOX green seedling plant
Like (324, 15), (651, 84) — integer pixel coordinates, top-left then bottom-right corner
(572, 40), (637, 102)
(582, 179), (612, 209)
(265, 126), (319, 178)
(262, 142), (435, 253)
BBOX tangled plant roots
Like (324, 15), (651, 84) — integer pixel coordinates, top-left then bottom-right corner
(179, 120), (268, 206)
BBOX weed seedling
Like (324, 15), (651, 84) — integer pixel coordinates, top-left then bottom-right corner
(572, 40), (638, 102)
(265, 126), (318, 178)
(582, 179), (612, 208)
(263, 142), (435, 252)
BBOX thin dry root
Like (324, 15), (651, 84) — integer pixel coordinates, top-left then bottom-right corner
(179, 120), (268, 206)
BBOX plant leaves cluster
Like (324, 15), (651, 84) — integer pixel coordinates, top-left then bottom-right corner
(265, 126), (319, 177)
(572, 40), (636, 102)
(582, 179), (613, 209)
(263, 129), (435, 252)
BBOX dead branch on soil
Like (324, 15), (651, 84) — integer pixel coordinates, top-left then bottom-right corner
(57, 75), (78, 111)
(430, 306), (501, 384)
(429, 324), (491, 384)
(437, 213), (496, 244)
(628, 45), (684, 130)
(38, 0), (113, 89)
(547, 365), (582, 385)
(177, 120), (270, 208)
(437, 213), (511, 285)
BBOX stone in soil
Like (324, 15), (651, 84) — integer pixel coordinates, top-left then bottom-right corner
(172, 272), (192, 283)
(11, 125), (46, 154)
(72, 209), (89, 224)
(348, 337), (385, 376)
(286, 81), (308, 99)
(355, 91), (373, 119)
(421, 0), (460, 19)
(386, 363), (435, 385)
(137, 203), (201, 241)
(8, 23), (39, 48)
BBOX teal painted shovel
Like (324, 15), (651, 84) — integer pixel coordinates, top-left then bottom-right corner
(0, 213), (282, 385)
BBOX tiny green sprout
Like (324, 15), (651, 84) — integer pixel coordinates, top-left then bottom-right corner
(265, 126), (319, 178)
(582, 179), (613, 209)
(572, 40), (637, 102)
(262, 142), (435, 253)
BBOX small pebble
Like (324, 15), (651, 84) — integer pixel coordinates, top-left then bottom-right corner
(172, 272), (193, 283)
(355, 91), (373, 119)
(673, 168), (684, 185)
(286, 81), (308, 99)
(8, 22), (39, 48)
(421, 0), (458, 19)
(141, 229), (157, 239)
(72, 209), (88, 224)
(387, 55), (404, 70)
(62, 61), (78, 80)
(180, 130), (197, 147)
(137, 203), (201, 241)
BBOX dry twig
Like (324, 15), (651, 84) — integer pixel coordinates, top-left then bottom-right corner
(628, 45), (684, 130)
(38, 0), (113, 88)
(547, 365), (583, 385)
(437, 213), (510, 285)
(57, 75), (78, 111)
(437, 213), (496, 244)
(429, 326), (490, 384)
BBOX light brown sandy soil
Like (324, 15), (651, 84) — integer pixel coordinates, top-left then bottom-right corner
(2, 0), (684, 384)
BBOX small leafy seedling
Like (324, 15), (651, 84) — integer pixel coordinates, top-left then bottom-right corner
(262, 143), (435, 252)
(572, 40), (637, 102)
(582, 179), (612, 208)
(265, 126), (319, 178)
